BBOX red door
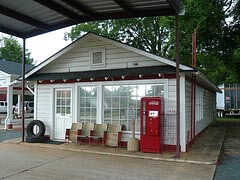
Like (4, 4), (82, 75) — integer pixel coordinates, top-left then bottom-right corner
(140, 97), (163, 153)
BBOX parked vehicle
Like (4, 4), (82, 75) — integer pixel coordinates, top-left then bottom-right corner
(0, 101), (7, 114)
(14, 101), (34, 114)
(216, 83), (240, 116)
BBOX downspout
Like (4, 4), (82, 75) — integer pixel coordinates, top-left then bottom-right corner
(192, 29), (197, 144)
(22, 38), (26, 142)
(175, 15), (180, 158)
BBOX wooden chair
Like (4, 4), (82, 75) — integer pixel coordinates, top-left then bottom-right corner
(105, 124), (122, 149)
(65, 123), (82, 144)
(76, 123), (94, 145)
(89, 124), (108, 148)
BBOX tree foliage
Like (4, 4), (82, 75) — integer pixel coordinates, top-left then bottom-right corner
(65, 0), (239, 84)
(0, 36), (33, 64)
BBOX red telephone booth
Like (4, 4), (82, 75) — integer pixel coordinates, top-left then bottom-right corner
(140, 97), (163, 153)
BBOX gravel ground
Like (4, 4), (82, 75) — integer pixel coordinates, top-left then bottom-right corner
(214, 118), (240, 180)
(0, 130), (22, 142)
(214, 154), (240, 180)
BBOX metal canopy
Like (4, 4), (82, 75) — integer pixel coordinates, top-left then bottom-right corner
(0, 0), (184, 38)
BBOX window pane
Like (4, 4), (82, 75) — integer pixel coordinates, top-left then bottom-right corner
(66, 99), (70, 106)
(104, 119), (111, 124)
(120, 109), (127, 119)
(93, 52), (102, 64)
(57, 99), (61, 106)
(112, 109), (119, 120)
(66, 107), (71, 114)
(120, 97), (127, 108)
(91, 98), (97, 107)
(61, 107), (65, 114)
(80, 87), (86, 96)
(85, 108), (90, 118)
(56, 107), (60, 114)
(112, 86), (120, 96)
(146, 85), (154, 96)
(104, 86), (112, 97)
(57, 91), (61, 97)
(104, 109), (111, 118)
(80, 98), (85, 107)
(91, 108), (97, 118)
(104, 98), (111, 110)
(61, 99), (66, 106)
(112, 97), (119, 108)
(80, 108), (85, 117)
(92, 87), (97, 97)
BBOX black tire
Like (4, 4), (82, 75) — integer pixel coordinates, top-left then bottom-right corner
(26, 120), (45, 138)
(26, 136), (45, 143)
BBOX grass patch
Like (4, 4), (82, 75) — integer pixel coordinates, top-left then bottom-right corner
(216, 117), (240, 139)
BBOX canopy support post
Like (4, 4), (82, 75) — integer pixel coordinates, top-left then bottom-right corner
(22, 38), (26, 142)
(176, 15), (180, 158)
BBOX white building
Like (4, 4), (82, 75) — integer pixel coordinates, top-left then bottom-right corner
(25, 33), (220, 152)
(0, 60), (34, 128)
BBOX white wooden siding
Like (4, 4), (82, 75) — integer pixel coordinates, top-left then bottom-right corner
(37, 37), (165, 74)
(0, 72), (10, 86)
(185, 80), (216, 141)
(164, 79), (177, 146)
(185, 80), (192, 145)
(163, 76), (187, 152)
(195, 87), (215, 135)
(35, 84), (53, 136)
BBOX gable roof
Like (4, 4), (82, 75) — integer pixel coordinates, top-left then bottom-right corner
(0, 59), (34, 76)
(24, 32), (220, 93)
(25, 32), (194, 79)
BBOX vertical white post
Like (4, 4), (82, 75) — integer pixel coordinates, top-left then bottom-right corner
(17, 94), (21, 115)
(7, 85), (13, 123)
(34, 83), (37, 119)
(180, 74), (186, 152)
(5, 85), (13, 129)
(97, 84), (103, 124)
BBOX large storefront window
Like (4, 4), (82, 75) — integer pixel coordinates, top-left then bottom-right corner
(103, 83), (164, 131)
(79, 86), (97, 123)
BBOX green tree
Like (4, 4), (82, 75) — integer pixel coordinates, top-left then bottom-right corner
(64, 17), (174, 57)
(0, 36), (33, 64)
(64, 0), (238, 84)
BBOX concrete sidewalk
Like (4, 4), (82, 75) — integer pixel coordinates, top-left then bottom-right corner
(0, 143), (216, 180)
(3, 126), (225, 166)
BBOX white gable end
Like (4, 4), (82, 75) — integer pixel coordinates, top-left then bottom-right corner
(37, 35), (166, 74)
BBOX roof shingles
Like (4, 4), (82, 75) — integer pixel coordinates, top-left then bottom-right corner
(0, 59), (34, 76)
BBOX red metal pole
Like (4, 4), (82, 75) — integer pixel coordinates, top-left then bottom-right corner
(192, 29), (197, 143)
(176, 15), (180, 158)
(22, 38), (26, 142)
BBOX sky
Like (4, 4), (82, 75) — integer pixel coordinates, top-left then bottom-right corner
(27, 27), (73, 65)
(1, 26), (73, 65)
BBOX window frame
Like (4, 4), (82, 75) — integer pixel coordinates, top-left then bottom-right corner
(75, 79), (168, 132)
(89, 48), (106, 67)
(78, 85), (98, 123)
